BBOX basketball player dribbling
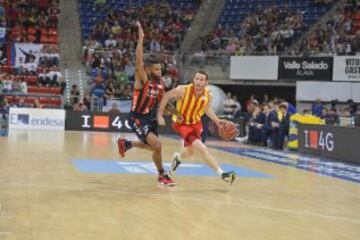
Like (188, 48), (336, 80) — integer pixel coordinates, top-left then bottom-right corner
(117, 21), (175, 186)
(157, 70), (236, 184)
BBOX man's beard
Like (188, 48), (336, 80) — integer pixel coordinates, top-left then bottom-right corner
(150, 73), (161, 81)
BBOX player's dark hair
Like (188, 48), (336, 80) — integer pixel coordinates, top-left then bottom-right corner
(195, 70), (208, 80)
(145, 54), (161, 67)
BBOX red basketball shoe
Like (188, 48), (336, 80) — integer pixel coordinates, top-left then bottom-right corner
(117, 138), (127, 157)
(157, 173), (176, 187)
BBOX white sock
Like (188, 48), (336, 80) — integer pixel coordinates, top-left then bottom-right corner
(217, 169), (224, 176)
(173, 152), (181, 160)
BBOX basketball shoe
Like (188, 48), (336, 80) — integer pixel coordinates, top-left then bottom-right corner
(117, 138), (131, 157)
(221, 171), (236, 184)
(158, 173), (176, 186)
(169, 152), (182, 175)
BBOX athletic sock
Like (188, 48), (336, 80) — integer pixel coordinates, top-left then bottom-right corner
(174, 152), (181, 160)
(124, 140), (132, 150)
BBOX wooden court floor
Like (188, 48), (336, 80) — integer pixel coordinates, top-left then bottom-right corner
(0, 130), (359, 240)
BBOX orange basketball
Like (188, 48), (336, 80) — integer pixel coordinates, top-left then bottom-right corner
(218, 120), (238, 141)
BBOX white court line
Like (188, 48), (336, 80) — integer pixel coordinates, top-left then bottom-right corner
(0, 181), (359, 224)
(0, 232), (12, 235)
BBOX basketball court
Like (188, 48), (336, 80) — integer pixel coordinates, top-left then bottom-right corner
(0, 130), (359, 240)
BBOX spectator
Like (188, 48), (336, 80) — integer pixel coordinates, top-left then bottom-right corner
(17, 57), (27, 74)
(108, 102), (121, 114)
(275, 103), (290, 150)
(2, 77), (12, 93)
(150, 37), (161, 53)
(15, 97), (26, 108)
(262, 94), (270, 105)
(260, 104), (277, 147)
(11, 78), (22, 92)
(38, 68), (49, 86)
(0, 97), (9, 120)
(312, 98), (323, 117)
(92, 81), (106, 101)
(0, 78), (3, 93)
(105, 81), (115, 99)
(124, 58), (135, 82)
(245, 94), (257, 111)
(32, 98), (43, 108)
(347, 99), (358, 116)
(47, 66), (61, 86)
(321, 107), (329, 119)
(223, 92), (235, 116)
(74, 101), (88, 112)
(162, 73), (172, 90)
(71, 84), (80, 104)
(0, 43), (6, 65)
(286, 101), (297, 115)
(248, 105), (265, 145)
(82, 91), (92, 110)
(323, 108), (339, 125)
(232, 95), (241, 117)
(105, 34), (117, 49)
(24, 57), (38, 74)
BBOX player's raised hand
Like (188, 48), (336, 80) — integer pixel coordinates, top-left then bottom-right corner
(136, 21), (144, 39)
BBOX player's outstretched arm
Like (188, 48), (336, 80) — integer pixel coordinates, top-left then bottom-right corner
(134, 21), (147, 90)
(157, 86), (185, 125)
(205, 93), (224, 128)
(165, 102), (178, 115)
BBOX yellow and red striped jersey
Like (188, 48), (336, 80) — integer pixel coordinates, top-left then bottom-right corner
(173, 84), (209, 124)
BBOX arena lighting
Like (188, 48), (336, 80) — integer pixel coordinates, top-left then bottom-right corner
(65, 68), (71, 102)
(78, 69), (84, 98)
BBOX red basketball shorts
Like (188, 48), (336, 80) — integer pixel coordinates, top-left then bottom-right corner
(172, 121), (203, 147)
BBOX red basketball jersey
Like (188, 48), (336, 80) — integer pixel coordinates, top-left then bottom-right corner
(131, 77), (164, 115)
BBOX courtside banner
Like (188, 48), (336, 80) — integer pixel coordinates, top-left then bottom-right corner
(230, 56), (278, 80)
(279, 57), (333, 81)
(298, 124), (360, 164)
(65, 111), (174, 134)
(9, 108), (65, 131)
(333, 56), (360, 81)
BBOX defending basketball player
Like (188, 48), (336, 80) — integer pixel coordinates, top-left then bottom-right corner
(157, 71), (236, 184)
(117, 21), (175, 186)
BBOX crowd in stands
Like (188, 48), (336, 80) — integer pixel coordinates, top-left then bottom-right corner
(0, 0), (63, 112)
(298, 0), (360, 55)
(223, 92), (360, 150)
(1, 0), (59, 44)
(190, 0), (347, 61)
(80, 0), (197, 110)
(310, 98), (359, 126)
(222, 92), (242, 118)
(213, 92), (297, 150)
(238, 94), (296, 150)
(84, 1), (196, 52)
(201, 3), (306, 56)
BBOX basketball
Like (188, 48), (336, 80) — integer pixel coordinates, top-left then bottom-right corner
(218, 120), (238, 141)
